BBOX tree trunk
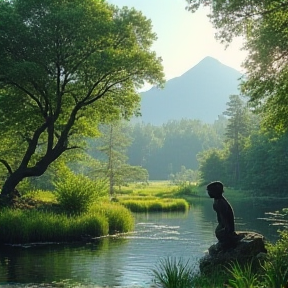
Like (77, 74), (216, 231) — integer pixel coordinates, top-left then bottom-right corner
(1, 171), (23, 197)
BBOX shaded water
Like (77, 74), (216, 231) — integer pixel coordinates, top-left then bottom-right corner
(0, 197), (287, 287)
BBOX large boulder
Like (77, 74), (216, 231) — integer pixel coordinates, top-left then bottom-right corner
(200, 231), (267, 275)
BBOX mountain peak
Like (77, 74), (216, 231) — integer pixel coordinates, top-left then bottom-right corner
(140, 57), (243, 125)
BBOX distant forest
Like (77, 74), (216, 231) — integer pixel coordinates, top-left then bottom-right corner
(127, 118), (226, 180)
(87, 94), (288, 196)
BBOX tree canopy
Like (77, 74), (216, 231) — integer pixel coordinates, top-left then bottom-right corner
(0, 0), (164, 196)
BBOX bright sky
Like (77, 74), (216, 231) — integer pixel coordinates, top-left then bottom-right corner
(108, 0), (247, 82)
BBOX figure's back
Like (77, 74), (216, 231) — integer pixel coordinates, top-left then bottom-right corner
(213, 196), (235, 233)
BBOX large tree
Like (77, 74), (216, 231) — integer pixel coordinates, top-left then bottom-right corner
(0, 0), (164, 197)
(186, 0), (288, 132)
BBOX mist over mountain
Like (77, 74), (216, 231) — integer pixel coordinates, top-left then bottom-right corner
(139, 56), (243, 125)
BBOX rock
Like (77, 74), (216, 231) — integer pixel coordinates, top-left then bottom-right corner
(199, 231), (267, 275)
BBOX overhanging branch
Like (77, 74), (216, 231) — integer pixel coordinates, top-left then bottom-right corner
(0, 159), (13, 175)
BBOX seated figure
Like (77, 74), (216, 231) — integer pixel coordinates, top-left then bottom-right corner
(207, 181), (238, 251)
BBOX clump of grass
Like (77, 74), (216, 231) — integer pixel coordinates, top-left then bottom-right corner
(90, 202), (134, 234)
(152, 257), (194, 288)
(0, 208), (109, 244)
(0, 203), (135, 244)
(227, 261), (260, 288)
(188, 268), (228, 288)
(22, 189), (57, 203)
(261, 229), (288, 288)
(120, 198), (189, 213)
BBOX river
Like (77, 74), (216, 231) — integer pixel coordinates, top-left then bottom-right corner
(0, 197), (287, 287)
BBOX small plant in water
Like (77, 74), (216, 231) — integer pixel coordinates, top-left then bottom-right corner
(152, 257), (193, 288)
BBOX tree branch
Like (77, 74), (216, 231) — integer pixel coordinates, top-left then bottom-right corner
(0, 159), (13, 175)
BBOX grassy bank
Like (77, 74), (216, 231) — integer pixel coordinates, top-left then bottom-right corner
(120, 198), (189, 212)
(116, 181), (196, 212)
(0, 201), (134, 244)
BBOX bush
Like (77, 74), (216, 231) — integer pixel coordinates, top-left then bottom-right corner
(54, 172), (107, 215)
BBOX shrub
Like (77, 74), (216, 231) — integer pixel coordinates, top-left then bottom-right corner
(54, 172), (107, 215)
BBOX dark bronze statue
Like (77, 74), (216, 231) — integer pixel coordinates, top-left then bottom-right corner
(207, 181), (238, 250)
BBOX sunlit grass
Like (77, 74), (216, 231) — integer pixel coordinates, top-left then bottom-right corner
(90, 201), (134, 233)
(120, 198), (189, 213)
(120, 181), (178, 197)
(227, 261), (260, 288)
(23, 189), (57, 203)
(152, 257), (194, 288)
(0, 201), (135, 244)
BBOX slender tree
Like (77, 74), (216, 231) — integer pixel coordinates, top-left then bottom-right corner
(91, 121), (148, 195)
(223, 95), (250, 184)
(0, 0), (164, 197)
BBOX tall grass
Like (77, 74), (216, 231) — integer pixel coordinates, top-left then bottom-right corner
(120, 198), (189, 213)
(260, 229), (288, 288)
(152, 257), (194, 288)
(227, 261), (260, 288)
(90, 202), (134, 234)
(0, 202), (134, 244)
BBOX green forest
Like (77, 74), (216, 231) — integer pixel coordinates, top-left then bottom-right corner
(1, 0), (288, 199)
(86, 92), (288, 197)
(1, 0), (288, 287)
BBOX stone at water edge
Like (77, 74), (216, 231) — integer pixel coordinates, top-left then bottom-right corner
(199, 231), (267, 275)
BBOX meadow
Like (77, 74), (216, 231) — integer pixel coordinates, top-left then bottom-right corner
(0, 181), (192, 245)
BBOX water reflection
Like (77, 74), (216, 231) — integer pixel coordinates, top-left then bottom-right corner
(0, 197), (286, 287)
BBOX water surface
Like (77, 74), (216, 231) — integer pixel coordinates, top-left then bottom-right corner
(0, 197), (286, 287)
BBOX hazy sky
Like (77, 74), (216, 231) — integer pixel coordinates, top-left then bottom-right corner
(108, 0), (247, 82)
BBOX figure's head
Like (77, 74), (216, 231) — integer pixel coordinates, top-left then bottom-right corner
(206, 181), (224, 199)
